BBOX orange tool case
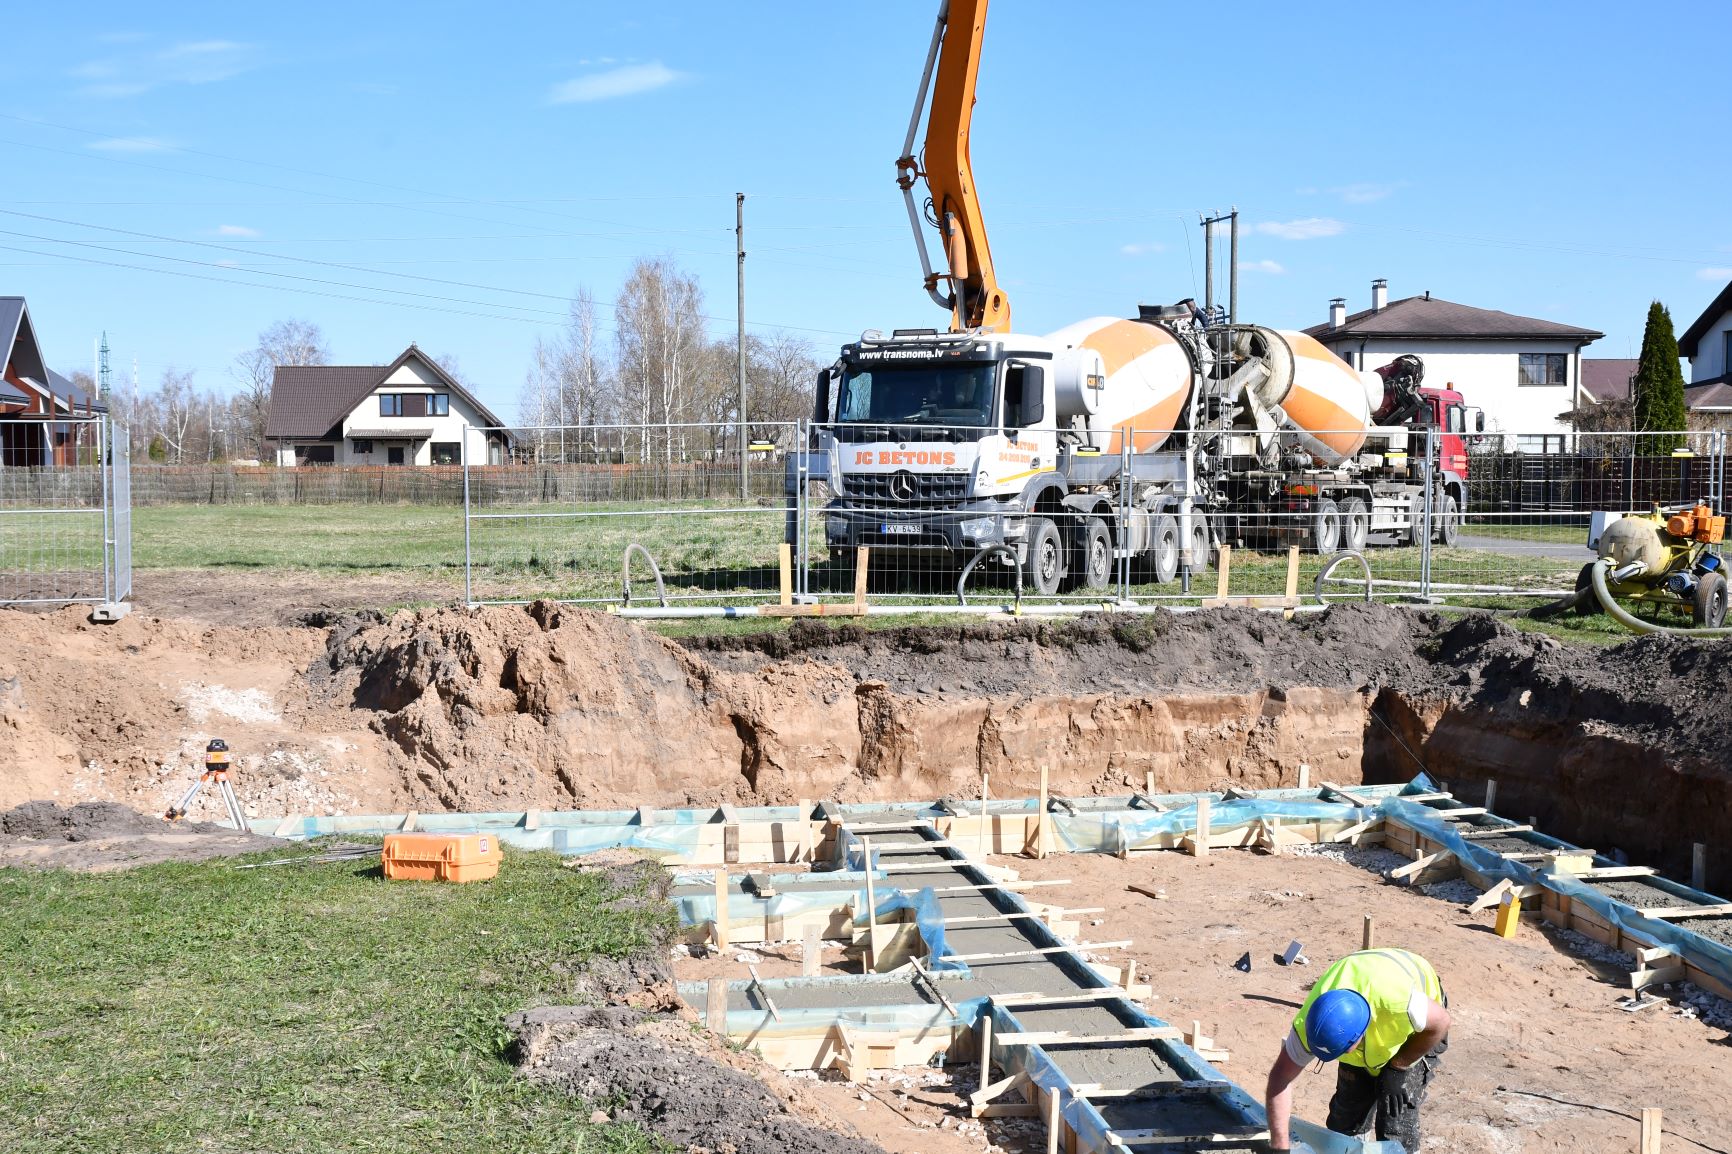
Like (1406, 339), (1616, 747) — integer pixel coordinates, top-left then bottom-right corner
(381, 832), (500, 883)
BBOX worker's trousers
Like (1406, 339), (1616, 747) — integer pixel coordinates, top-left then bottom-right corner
(1325, 1036), (1447, 1154)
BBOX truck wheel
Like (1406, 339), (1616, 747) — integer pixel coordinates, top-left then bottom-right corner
(1694, 571), (1728, 627)
(1433, 493), (1461, 547)
(1076, 516), (1113, 591)
(1026, 517), (1066, 595)
(1186, 515), (1214, 570)
(1148, 513), (1180, 584)
(1310, 499), (1342, 555)
(1338, 497), (1369, 553)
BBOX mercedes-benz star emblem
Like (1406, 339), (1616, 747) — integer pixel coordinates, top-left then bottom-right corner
(887, 471), (916, 502)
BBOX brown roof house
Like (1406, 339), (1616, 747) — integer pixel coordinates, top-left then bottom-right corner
(1, 296), (106, 467)
(265, 345), (512, 466)
(1304, 279), (1602, 451)
(1680, 278), (1732, 400)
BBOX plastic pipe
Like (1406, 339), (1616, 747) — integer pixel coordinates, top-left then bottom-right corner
(1590, 558), (1732, 637)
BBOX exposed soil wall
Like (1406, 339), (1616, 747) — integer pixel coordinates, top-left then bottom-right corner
(3, 600), (1731, 892)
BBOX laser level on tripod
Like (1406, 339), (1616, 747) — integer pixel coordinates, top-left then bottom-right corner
(164, 738), (249, 830)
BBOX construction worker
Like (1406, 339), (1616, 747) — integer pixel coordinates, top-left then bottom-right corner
(1261, 948), (1450, 1154)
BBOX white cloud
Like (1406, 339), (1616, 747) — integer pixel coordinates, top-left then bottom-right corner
(547, 61), (683, 104)
(1697, 267), (1732, 281)
(161, 40), (244, 58)
(1251, 217), (1345, 241)
(86, 135), (172, 153)
(1120, 241), (1166, 256)
(73, 38), (254, 98)
(1334, 182), (1400, 204)
(1238, 259), (1285, 275)
(216, 224), (260, 238)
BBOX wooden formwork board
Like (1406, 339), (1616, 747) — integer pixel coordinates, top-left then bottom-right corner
(936, 813), (1037, 856)
(677, 902), (854, 947)
(1124, 817), (1376, 856)
(735, 1016), (968, 1075)
(667, 820), (834, 866)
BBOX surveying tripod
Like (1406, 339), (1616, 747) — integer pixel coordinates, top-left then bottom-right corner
(164, 739), (248, 830)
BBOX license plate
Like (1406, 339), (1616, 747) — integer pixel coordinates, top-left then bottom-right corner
(880, 523), (921, 535)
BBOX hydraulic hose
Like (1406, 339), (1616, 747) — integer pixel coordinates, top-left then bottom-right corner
(1589, 557), (1732, 637)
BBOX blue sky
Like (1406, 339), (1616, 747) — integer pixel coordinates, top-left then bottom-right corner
(2, 1), (1727, 419)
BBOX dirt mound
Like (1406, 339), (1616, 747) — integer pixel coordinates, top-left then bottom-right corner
(0, 800), (283, 871)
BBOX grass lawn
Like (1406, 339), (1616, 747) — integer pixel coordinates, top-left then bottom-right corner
(0, 846), (673, 1154)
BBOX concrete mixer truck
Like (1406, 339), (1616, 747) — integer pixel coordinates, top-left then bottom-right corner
(808, 0), (1481, 594)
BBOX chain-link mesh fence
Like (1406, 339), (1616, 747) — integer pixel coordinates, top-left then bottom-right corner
(0, 415), (130, 607)
(462, 421), (1731, 616)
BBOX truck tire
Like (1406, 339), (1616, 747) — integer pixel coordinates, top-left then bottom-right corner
(1433, 493), (1461, 547)
(1338, 497), (1369, 553)
(1026, 516), (1067, 595)
(1186, 515), (1214, 570)
(1148, 513), (1180, 584)
(1694, 571), (1728, 627)
(1310, 499), (1342, 555)
(1075, 515), (1113, 591)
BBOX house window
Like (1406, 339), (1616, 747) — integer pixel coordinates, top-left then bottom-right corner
(380, 394), (402, 417)
(297, 444), (335, 465)
(430, 393), (449, 416)
(430, 441), (460, 465)
(401, 393), (427, 418)
(352, 439), (373, 454)
(1518, 353), (1568, 386)
(387, 446), (405, 466)
(1340, 350), (1356, 369)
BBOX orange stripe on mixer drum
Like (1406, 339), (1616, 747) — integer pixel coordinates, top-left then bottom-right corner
(1282, 388), (1366, 456)
(1079, 319), (1174, 374)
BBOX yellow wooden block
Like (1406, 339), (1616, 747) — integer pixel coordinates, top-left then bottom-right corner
(1494, 890), (1521, 938)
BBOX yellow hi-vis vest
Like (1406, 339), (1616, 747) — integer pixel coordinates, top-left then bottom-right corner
(1292, 949), (1442, 1073)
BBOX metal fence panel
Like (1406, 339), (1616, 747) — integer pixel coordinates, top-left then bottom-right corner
(0, 415), (123, 607)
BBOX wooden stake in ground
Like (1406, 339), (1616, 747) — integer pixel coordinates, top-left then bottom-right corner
(796, 797), (812, 863)
(706, 977), (727, 1035)
(1485, 779), (1498, 813)
(712, 868), (730, 950)
(1362, 914), (1375, 951)
(861, 835), (879, 970)
(1694, 843), (1707, 892)
(1035, 764), (1051, 860)
(1640, 1106), (1662, 1154)
(802, 923), (822, 977)
(1193, 796), (1211, 858)
(978, 771), (990, 859)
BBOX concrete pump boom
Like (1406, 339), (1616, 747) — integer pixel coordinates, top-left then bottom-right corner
(896, 0), (1010, 334)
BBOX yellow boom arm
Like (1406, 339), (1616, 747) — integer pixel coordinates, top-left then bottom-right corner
(896, 0), (1010, 333)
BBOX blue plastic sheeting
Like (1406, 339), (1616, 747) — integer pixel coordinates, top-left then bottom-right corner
(859, 886), (972, 975)
(1054, 797), (1369, 856)
(669, 868), (885, 930)
(1377, 781), (1732, 997)
(982, 1000), (1401, 1153)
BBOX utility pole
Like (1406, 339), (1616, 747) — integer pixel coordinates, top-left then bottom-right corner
(1202, 213), (1214, 317)
(98, 332), (111, 400)
(1228, 207), (1239, 325)
(736, 192), (748, 501)
(1200, 210), (1239, 324)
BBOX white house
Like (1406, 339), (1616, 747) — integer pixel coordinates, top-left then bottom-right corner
(1679, 278), (1732, 396)
(265, 345), (512, 466)
(1304, 280), (1603, 451)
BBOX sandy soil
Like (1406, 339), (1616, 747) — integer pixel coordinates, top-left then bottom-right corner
(665, 843), (1732, 1153)
(0, 800), (281, 870)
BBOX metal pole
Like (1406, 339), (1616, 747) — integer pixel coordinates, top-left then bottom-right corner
(1203, 216), (1214, 316)
(462, 436), (474, 606)
(100, 415), (112, 604)
(737, 192), (748, 502)
(1228, 208), (1239, 325)
(1420, 428), (1435, 600)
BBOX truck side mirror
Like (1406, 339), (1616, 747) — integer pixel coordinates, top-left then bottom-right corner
(1020, 365), (1045, 426)
(1475, 411), (1485, 433)
(812, 368), (832, 425)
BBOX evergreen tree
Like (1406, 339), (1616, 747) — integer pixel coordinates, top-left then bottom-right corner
(1631, 300), (1687, 455)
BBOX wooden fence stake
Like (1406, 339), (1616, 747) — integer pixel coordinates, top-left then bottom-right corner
(1693, 843), (1707, 892)
(853, 546), (871, 610)
(778, 543), (793, 607)
(1297, 762), (1310, 790)
(796, 797), (812, 863)
(713, 868), (731, 950)
(1282, 546), (1300, 618)
(1362, 914), (1375, 951)
(978, 771), (990, 858)
(862, 835), (879, 970)
(1215, 544), (1232, 600)
(977, 1012), (995, 1095)
(706, 977), (727, 1035)
(803, 923), (822, 977)
(1144, 768), (1156, 797)
(1640, 1106), (1663, 1154)
(1035, 764), (1051, 860)
(1485, 779), (1498, 813)
(1045, 1085), (1062, 1154)
(1193, 797), (1211, 858)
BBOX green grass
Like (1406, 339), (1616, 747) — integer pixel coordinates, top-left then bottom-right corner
(0, 846), (674, 1154)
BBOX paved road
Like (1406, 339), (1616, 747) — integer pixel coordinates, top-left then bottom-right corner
(1454, 534), (1592, 562)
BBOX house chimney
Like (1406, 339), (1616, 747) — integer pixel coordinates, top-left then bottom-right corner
(1372, 278), (1388, 312)
(1329, 298), (1347, 330)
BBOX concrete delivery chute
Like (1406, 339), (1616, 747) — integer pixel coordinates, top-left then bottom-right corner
(810, 0), (1485, 595)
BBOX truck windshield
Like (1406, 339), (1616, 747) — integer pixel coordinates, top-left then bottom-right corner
(837, 363), (996, 429)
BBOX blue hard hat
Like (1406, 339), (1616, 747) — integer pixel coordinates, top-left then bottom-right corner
(1306, 989), (1372, 1061)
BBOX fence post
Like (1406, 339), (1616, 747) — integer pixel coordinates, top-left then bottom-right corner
(1420, 427), (1435, 602)
(100, 416), (113, 605)
(462, 440), (473, 607)
(1120, 435), (1132, 603)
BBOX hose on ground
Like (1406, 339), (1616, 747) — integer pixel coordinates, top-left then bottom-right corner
(1590, 557), (1732, 637)
(1525, 586), (1591, 619)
